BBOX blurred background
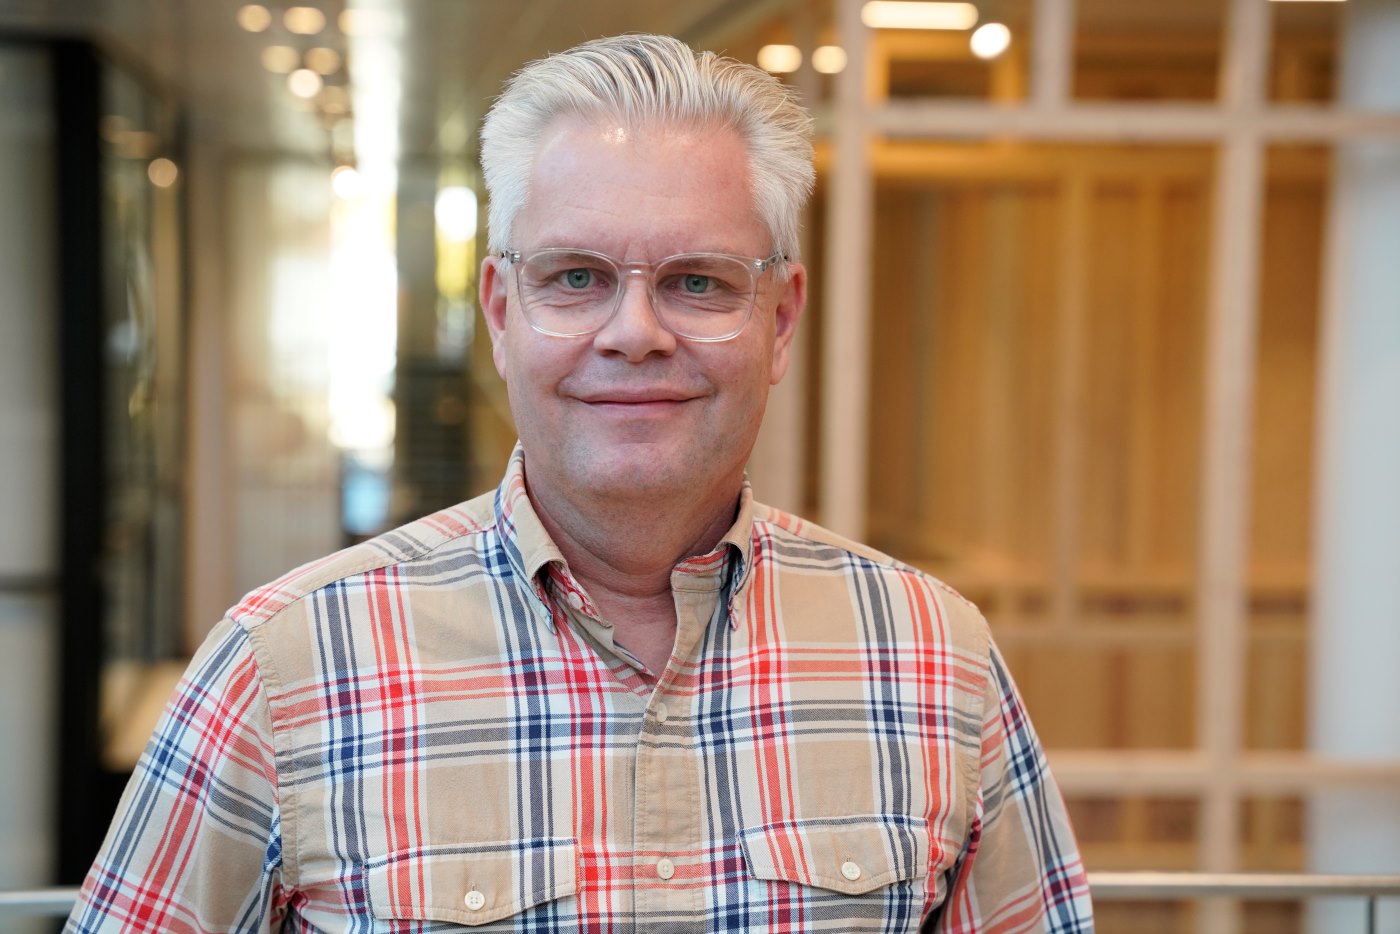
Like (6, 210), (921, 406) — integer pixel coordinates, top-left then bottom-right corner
(1, 0), (1397, 931)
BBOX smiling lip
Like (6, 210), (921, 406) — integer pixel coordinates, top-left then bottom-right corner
(577, 389), (696, 405)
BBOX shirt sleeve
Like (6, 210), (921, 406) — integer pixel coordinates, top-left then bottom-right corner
(932, 640), (1094, 933)
(66, 618), (288, 933)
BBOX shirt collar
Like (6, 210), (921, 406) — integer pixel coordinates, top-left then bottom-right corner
(491, 443), (756, 631)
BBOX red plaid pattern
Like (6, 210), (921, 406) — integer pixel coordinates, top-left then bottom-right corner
(68, 447), (1091, 932)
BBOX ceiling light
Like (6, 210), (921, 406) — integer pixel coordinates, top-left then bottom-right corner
(236, 4), (272, 32)
(305, 47), (342, 75)
(284, 6), (327, 35)
(861, 1), (979, 30)
(757, 44), (802, 74)
(812, 45), (848, 74)
(261, 45), (301, 74)
(288, 68), (324, 98)
(331, 165), (364, 200)
(970, 22), (1012, 59)
(147, 158), (179, 188)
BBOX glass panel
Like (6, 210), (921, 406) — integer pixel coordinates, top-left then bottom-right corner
(1079, 169), (1208, 591)
(0, 45), (57, 581)
(1239, 796), (1305, 872)
(1073, 0), (1224, 101)
(0, 593), (58, 934)
(226, 160), (343, 595)
(862, 143), (1209, 750)
(1269, 0), (1340, 104)
(96, 64), (187, 768)
(1245, 145), (1324, 752)
(1093, 901), (1192, 934)
(1002, 641), (1196, 749)
(872, 0), (1034, 101)
(0, 46), (59, 921)
(719, 0), (1035, 104)
(1065, 794), (1199, 869)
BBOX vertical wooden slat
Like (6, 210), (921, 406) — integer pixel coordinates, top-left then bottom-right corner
(1128, 183), (1164, 571)
(820, 0), (874, 538)
(1052, 174), (1088, 633)
(1197, 2), (1271, 929)
(1032, 0), (1075, 109)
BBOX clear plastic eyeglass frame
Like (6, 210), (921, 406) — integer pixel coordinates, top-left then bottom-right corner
(498, 247), (785, 342)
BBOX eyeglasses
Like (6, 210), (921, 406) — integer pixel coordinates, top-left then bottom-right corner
(498, 247), (785, 342)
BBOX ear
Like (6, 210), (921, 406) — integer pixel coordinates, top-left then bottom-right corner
(768, 261), (806, 385)
(479, 253), (510, 381)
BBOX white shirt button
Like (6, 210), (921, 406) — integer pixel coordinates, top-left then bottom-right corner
(841, 860), (862, 881)
(656, 857), (676, 880)
(565, 591), (583, 610)
(465, 889), (486, 911)
(654, 702), (669, 724)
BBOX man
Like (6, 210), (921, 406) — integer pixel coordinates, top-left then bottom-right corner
(68, 34), (1092, 932)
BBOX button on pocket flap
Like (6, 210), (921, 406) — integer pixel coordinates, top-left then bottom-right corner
(739, 816), (929, 896)
(367, 837), (578, 926)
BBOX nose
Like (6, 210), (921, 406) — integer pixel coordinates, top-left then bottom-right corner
(591, 270), (677, 361)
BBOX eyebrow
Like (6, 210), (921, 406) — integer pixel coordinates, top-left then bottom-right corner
(526, 244), (763, 259)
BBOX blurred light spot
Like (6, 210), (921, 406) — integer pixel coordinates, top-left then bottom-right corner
(320, 85), (350, 115)
(284, 6), (326, 35)
(288, 68), (324, 98)
(261, 45), (301, 73)
(329, 397), (395, 450)
(434, 186), (478, 243)
(757, 44), (802, 74)
(812, 45), (848, 74)
(99, 115), (131, 143)
(305, 47), (342, 75)
(237, 4), (272, 32)
(339, 8), (396, 37)
(861, 1), (978, 30)
(147, 157), (179, 188)
(332, 165), (364, 200)
(109, 129), (159, 159)
(970, 22), (1012, 59)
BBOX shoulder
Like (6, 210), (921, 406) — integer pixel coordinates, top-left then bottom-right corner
(225, 489), (499, 633)
(749, 500), (990, 651)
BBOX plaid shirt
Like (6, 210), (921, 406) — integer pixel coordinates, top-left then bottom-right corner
(69, 448), (1092, 933)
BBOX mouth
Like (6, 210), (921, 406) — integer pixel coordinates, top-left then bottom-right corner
(577, 389), (697, 405)
(575, 389), (700, 416)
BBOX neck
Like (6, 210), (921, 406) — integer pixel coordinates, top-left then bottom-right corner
(526, 469), (741, 614)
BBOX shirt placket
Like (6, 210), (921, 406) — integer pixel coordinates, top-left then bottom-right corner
(630, 569), (725, 931)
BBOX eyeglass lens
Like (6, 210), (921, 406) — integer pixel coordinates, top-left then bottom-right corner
(515, 250), (757, 340)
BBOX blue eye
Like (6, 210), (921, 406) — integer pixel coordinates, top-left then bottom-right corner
(563, 268), (593, 288)
(682, 274), (711, 294)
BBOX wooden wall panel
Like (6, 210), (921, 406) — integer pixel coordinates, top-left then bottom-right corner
(860, 142), (1313, 763)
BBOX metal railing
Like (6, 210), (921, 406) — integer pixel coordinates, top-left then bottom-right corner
(3, 874), (1398, 928)
(0, 885), (80, 918)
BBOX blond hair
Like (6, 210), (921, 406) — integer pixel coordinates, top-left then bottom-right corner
(480, 34), (815, 263)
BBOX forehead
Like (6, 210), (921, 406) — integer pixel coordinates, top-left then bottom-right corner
(513, 117), (769, 258)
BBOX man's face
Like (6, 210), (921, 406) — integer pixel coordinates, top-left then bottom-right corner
(480, 118), (805, 507)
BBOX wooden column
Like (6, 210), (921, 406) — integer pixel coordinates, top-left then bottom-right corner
(819, 0), (874, 538)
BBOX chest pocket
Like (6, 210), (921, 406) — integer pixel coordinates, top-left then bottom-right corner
(740, 815), (931, 918)
(366, 837), (578, 929)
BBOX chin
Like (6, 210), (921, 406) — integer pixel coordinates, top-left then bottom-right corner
(567, 444), (720, 500)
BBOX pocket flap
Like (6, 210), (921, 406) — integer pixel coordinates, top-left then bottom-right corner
(739, 815), (928, 896)
(367, 837), (578, 926)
